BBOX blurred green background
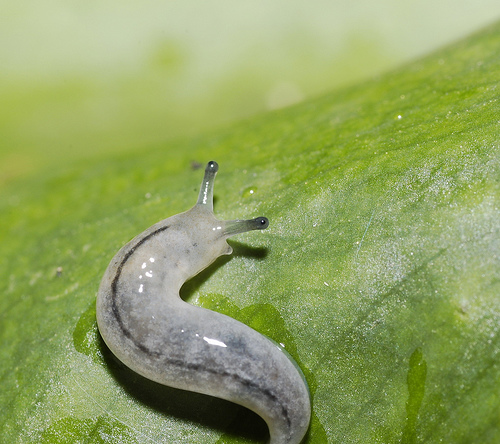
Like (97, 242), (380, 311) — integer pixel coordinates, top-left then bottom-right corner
(2, 0), (500, 184)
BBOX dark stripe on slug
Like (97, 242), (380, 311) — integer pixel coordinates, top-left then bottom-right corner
(148, 357), (292, 432)
(110, 224), (170, 357)
(184, 361), (293, 430)
(109, 224), (292, 435)
(149, 355), (292, 430)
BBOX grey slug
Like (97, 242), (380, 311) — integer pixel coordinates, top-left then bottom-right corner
(96, 161), (311, 444)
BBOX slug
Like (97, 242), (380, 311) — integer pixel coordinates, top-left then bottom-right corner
(96, 161), (311, 444)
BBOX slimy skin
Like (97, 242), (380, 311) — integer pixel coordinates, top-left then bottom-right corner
(96, 161), (311, 444)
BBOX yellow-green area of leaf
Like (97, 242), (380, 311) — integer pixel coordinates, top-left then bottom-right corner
(1, 22), (499, 443)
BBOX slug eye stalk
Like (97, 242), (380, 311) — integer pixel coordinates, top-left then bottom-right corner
(224, 217), (269, 237)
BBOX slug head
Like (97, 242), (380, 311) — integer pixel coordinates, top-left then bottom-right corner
(174, 161), (268, 281)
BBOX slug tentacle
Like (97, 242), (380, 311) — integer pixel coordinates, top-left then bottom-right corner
(96, 161), (311, 444)
(196, 160), (218, 209)
(223, 216), (269, 237)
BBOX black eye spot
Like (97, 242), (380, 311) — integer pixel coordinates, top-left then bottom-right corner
(257, 217), (269, 229)
(207, 161), (219, 173)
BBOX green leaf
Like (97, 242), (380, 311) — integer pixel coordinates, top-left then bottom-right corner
(1, 22), (499, 443)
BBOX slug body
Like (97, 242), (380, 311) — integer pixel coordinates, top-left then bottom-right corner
(96, 161), (311, 444)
